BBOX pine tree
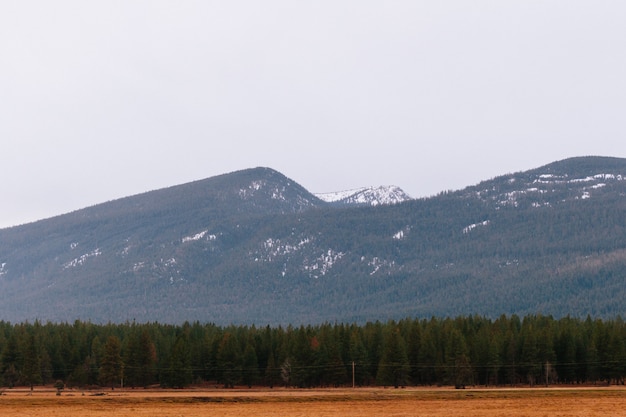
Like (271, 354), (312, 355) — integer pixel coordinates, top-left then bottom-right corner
(216, 332), (242, 388)
(376, 327), (409, 388)
(124, 329), (156, 388)
(0, 334), (20, 388)
(265, 351), (279, 388)
(99, 336), (122, 389)
(241, 340), (259, 388)
(164, 333), (193, 388)
(443, 326), (471, 388)
(288, 326), (317, 388)
(22, 333), (42, 392)
(406, 320), (422, 385)
(348, 328), (369, 385)
(326, 341), (348, 387)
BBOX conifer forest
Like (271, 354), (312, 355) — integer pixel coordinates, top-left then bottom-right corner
(1, 315), (625, 390)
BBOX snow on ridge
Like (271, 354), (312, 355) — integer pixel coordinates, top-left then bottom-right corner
(316, 188), (369, 203)
(536, 172), (624, 185)
(315, 185), (412, 206)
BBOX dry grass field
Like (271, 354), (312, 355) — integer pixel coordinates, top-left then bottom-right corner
(1, 386), (625, 416)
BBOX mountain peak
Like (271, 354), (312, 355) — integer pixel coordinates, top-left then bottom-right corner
(315, 185), (412, 206)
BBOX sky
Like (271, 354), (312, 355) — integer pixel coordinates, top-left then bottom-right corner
(1, 1), (625, 228)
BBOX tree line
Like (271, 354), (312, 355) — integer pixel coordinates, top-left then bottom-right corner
(1, 314), (625, 390)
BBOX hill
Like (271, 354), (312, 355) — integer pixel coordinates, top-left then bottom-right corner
(1, 156), (626, 324)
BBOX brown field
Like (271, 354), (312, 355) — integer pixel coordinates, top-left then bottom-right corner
(1, 386), (625, 416)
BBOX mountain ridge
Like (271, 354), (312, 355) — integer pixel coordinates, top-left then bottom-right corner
(1, 156), (626, 324)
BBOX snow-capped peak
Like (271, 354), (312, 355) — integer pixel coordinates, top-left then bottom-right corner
(316, 186), (412, 206)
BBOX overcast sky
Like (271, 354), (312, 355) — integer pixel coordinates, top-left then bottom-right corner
(1, 1), (625, 228)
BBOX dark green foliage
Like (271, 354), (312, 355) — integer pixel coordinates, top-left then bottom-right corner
(265, 352), (279, 388)
(123, 329), (156, 388)
(99, 336), (122, 389)
(348, 328), (370, 386)
(216, 332), (242, 388)
(376, 327), (409, 387)
(241, 339), (259, 388)
(0, 315), (625, 389)
(21, 333), (41, 390)
(163, 332), (193, 388)
(0, 334), (20, 387)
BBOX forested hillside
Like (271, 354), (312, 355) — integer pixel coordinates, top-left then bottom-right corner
(1, 315), (624, 390)
(1, 157), (626, 324)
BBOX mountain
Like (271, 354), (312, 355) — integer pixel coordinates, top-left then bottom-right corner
(315, 186), (412, 206)
(1, 156), (626, 325)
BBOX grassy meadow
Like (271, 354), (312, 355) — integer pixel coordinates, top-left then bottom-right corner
(1, 386), (625, 416)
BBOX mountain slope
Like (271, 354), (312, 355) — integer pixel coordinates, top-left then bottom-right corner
(1, 156), (626, 324)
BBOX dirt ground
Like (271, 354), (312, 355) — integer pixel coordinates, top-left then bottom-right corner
(1, 386), (625, 417)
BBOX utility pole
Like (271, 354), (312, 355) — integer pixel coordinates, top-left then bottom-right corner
(352, 361), (355, 388)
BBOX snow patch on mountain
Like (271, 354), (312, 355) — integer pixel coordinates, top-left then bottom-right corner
(304, 249), (344, 278)
(182, 230), (217, 243)
(362, 256), (396, 276)
(253, 237), (312, 263)
(463, 220), (490, 234)
(63, 249), (101, 269)
(393, 230), (405, 240)
(316, 186), (412, 206)
(239, 180), (269, 199)
(393, 226), (411, 240)
(238, 180), (290, 202)
(472, 171), (626, 208)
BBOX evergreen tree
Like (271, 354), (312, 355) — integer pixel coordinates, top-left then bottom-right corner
(164, 332), (193, 388)
(416, 322), (439, 385)
(520, 325), (541, 386)
(0, 334), (20, 387)
(265, 351), (279, 388)
(99, 336), (123, 389)
(502, 329), (518, 386)
(216, 332), (242, 388)
(22, 333), (42, 392)
(289, 326), (318, 388)
(443, 326), (472, 388)
(585, 339), (600, 383)
(406, 320), (422, 385)
(348, 329), (369, 386)
(124, 329), (156, 388)
(322, 334), (347, 387)
(241, 340), (259, 388)
(376, 327), (409, 388)
(89, 335), (103, 383)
